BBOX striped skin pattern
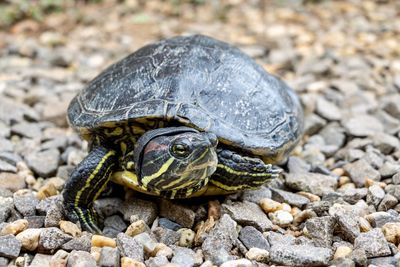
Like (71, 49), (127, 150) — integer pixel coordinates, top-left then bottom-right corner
(63, 127), (280, 233)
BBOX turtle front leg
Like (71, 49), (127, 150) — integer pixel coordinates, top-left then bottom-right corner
(63, 146), (116, 233)
(211, 149), (280, 192)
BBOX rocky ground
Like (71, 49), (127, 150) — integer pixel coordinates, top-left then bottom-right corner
(0, 0), (400, 266)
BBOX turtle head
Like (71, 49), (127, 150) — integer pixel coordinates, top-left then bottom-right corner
(134, 127), (218, 197)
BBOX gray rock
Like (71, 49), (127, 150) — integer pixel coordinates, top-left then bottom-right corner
(41, 136), (68, 151)
(378, 194), (398, 211)
(0, 97), (39, 125)
(119, 198), (157, 226)
(239, 226), (270, 250)
(241, 186), (272, 204)
(99, 247), (120, 267)
(0, 160), (17, 173)
(382, 94), (400, 118)
(366, 185), (385, 208)
(354, 228), (391, 258)
(393, 173), (400, 185)
(11, 122), (42, 139)
(116, 233), (144, 261)
(44, 203), (64, 227)
(13, 190), (38, 217)
(316, 97), (341, 121)
(379, 161), (400, 178)
(103, 215), (127, 238)
(350, 248), (367, 267)
(38, 227), (73, 253)
(304, 113), (327, 135)
(25, 149), (60, 177)
(304, 216), (335, 247)
(0, 257), (8, 267)
(0, 139), (13, 152)
(366, 211), (400, 228)
(342, 114), (384, 137)
(145, 256), (169, 267)
(285, 172), (337, 196)
(344, 159), (381, 187)
(36, 195), (62, 215)
(267, 231), (296, 247)
(0, 172), (26, 192)
(171, 246), (197, 267)
(362, 148), (384, 169)
(369, 255), (398, 267)
(287, 156), (310, 173)
(159, 199), (195, 228)
(328, 257), (355, 267)
(372, 133), (400, 154)
(202, 214), (238, 264)
(340, 188), (368, 204)
(67, 250), (96, 267)
(158, 217), (182, 231)
(329, 205), (360, 242)
(25, 215), (45, 228)
(271, 188), (310, 208)
(56, 165), (74, 180)
(132, 232), (157, 254)
(319, 122), (346, 148)
(385, 185), (400, 200)
(94, 197), (123, 217)
(222, 201), (272, 231)
(0, 235), (21, 258)
(270, 244), (333, 266)
(152, 226), (180, 246)
(61, 232), (92, 252)
(0, 197), (13, 223)
(30, 253), (52, 267)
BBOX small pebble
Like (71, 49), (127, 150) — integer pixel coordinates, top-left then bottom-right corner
(382, 222), (400, 245)
(333, 246), (353, 259)
(59, 220), (81, 237)
(125, 220), (148, 237)
(177, 228), (195, 247)
(16, 228), (42, 251)
(245, 247), (269, 262)
(220, 259), (253, 267)
(260, 198), (282, 213)
(121, 257), (146, 267)
(297, 192), (321, 202)
(269, 210), (294, 226)
(0, 219), (28, 235)
(91, 235), (116, 248)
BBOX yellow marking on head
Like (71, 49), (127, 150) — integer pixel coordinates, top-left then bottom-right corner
(120, 142), (127, 155)
(126, 161), (135, 170)
(141, 157), (175, 186)
(74, 151), (115, 208)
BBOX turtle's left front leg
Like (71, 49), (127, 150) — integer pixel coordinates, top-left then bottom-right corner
(63, 146), (116, 233)
(211, 149), (280, 192)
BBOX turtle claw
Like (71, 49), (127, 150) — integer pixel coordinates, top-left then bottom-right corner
(65, 203), (102, 234)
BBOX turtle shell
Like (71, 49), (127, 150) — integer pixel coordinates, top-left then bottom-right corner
(68, 35), (303, 161)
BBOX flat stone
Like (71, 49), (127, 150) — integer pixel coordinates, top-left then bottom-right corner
(61, 232), (92, 252)
(287, 156), (310, 174)
(241, 186), (272, 204)
(285, 172), (337, 196)
(0, 172), (25, 192)
(0, 197), (13, 223)
(30, 253), (52, 267)
(202, 214), (238, 265)
(116, 233), (144, 262)
(319, 122), (346, 148)
(119, 198), (157, 226)
(342, 114), (384, 137)
(132, 232), (157, 254)
(11, 122), (42, 139)
(159, 199), (195, 228)
(266, 231), (296, 247)
(271, 188), (310, 208)
(222, 201), (273, 231)
(158, 217), (182, 231)
(44, 202), (64, 228)
(372, 132), (400, 154)
(0, 234), (21, 258)
(38, 227), (73, 253)
(366, 185), (385, 208)
(25, 216), (45, 228)
(239, 226), (270, 250)
(0, 97), (39, 125)
(99, 247), (120, 267)
(304, 113), (327, 135)
(103, 215), (127, 238)
(366, 211), (400, 228)
(0, 160), (17, 173)
(270, 244), (333, 266)
(0, 138), (13, 152)
(329, 205), (360, 242)
(152, 226), (180, 246)
(316, 97), (341, 121)
(344, 159), (381, 187)
(94, 197), (123, 217)
(145, 255), (169, 267)
(378, 194), (398, 211)
(67, 250), (96, 267)
(379, 161), (400, 178)
(13, 189), (38, 217)
(171, 246), (197, 267)
(354, 228), (391, 258)
(304, 216), (335, 247)
(25, 149), (60, 177)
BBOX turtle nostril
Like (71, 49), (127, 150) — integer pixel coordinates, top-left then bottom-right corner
(206, 132), (218, 147)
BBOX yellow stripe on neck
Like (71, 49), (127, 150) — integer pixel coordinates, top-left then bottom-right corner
(141, 157), (175, 187)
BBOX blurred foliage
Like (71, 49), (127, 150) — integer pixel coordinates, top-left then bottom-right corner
(0, 0), (100, 27)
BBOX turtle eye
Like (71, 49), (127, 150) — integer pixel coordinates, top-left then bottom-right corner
(171, 142), (191, 158)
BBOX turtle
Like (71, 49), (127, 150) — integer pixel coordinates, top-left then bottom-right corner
(63, 34), (303, 233)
